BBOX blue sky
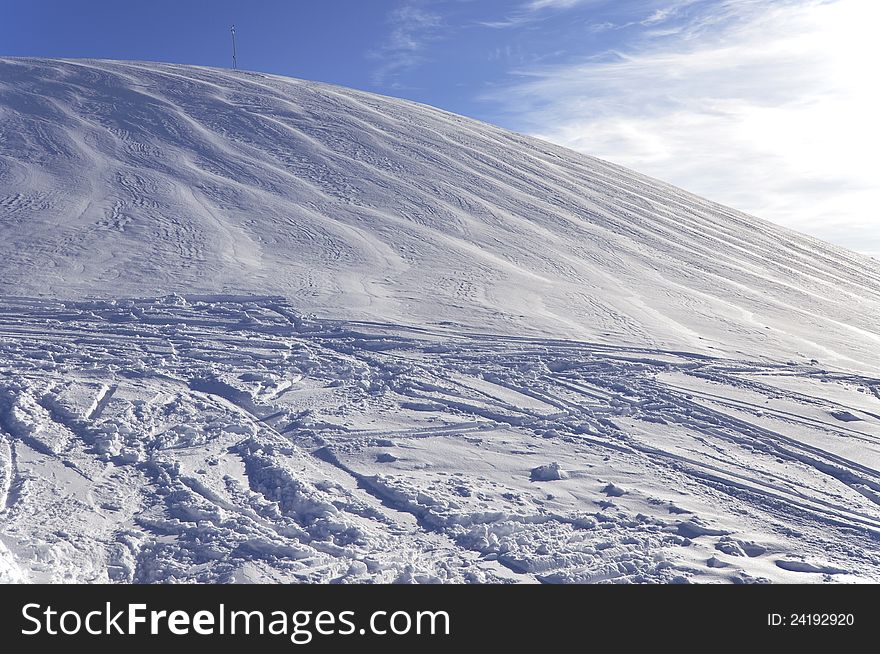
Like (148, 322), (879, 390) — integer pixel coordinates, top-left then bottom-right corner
(2, 0), (877, 258)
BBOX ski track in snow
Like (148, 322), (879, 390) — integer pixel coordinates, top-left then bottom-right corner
(0, 295), (877, 583)
(1, 57), (880, 372)
(1, 58), (880, 583)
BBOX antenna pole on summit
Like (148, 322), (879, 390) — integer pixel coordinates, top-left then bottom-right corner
(231, 24), (238, 70)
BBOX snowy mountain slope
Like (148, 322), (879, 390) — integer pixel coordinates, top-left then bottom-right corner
(1, 59), (879, 584)
(1, 58), (879, 371)
(1, 296), (879, 583)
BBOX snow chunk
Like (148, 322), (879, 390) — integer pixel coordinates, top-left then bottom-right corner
(602, 483), (626, 497)
(676, 519), (731, 539)
(530, 462), (568, 482)
(0, 540), (25, 583)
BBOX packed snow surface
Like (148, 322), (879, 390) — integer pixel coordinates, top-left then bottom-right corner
(1, 58), (879, 583)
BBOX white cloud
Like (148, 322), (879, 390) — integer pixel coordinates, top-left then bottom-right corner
(480, 0), (608, 29)
(489, 0), (880, 258)
(525, 0), (593, 9)
(370, 3), (444, 86)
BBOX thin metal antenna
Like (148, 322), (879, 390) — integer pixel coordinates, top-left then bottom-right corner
(231, 24), (238, 70)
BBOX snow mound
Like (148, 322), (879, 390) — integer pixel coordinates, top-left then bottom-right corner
(1, 58), (880, 371)
(530, 463), (569, 482)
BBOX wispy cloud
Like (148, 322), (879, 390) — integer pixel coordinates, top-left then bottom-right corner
(370, 2), (445, 87)
(479, 0), (607, 29)
(524, 0), (594, 9)
(639, 0), (701, 26)
(485, 0), (880, 258)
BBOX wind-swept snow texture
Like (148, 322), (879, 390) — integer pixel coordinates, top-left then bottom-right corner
(1, 58), (879, 583)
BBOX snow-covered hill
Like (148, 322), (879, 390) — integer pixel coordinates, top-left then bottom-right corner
(2, 57), (880, 368)
(0, 58), (879, 583)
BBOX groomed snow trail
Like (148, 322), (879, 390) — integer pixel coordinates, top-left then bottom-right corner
(0, 296), (878, 583)
(1, 58), (879, 583)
